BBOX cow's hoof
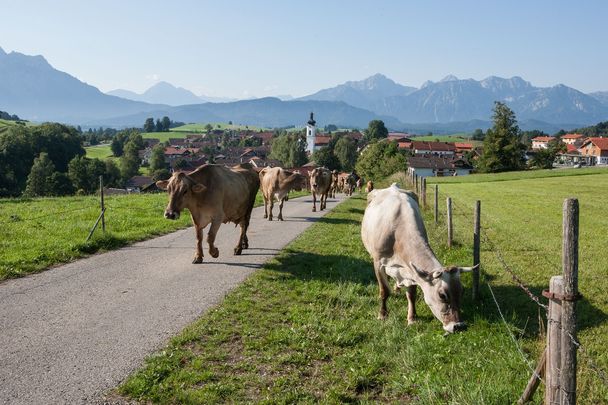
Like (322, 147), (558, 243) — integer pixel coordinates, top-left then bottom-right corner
(278, 217), (283, 221)
(377, 313), (388, 321)
(242, 241), (249, 249)
(407, 319), (417, 326)
(263, 214), (268, 219)
(268, 217), (273, 221)
(192, 257), (203, 264)
(234, 247), (243, 255)
(209, 247), (219, 258)
(312, 208), (316, 212)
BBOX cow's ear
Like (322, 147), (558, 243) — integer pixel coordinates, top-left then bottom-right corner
(156, 180), (169, 190)
(191, 183), (206, 193)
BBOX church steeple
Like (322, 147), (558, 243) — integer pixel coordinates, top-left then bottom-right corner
(307, 112), (316, 126)
(305, 112), (317, 154)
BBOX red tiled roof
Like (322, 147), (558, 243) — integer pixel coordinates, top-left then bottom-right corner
(583, 137), (608, 151)
(532, 136), (553, 142)
(561, 133), (584, 139)
(566, 144), (579, 153)
(164, 147), (188, 155)
(411, 141), (456, 152)
(315, 135), (331, 145)
(454, 143), (473, 150)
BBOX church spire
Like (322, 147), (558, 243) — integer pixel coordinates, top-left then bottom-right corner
(307, 112), (316, 126)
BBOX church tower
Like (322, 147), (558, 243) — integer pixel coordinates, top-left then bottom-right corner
(305, 112), (316, 154)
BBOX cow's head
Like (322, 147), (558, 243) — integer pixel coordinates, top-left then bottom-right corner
(410, 262), (476, 333)
(156, 172), (206, 220)
(309, 168), (325, 192)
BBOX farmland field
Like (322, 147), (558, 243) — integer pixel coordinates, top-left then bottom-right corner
(84, 143), (114, 159)
(0, 189), (308, 281)
(170, 123), (268, 133)
(116, 170), (608, 403)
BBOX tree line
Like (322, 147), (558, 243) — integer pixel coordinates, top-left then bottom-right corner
(0, 123), (145, 197)
(143, 116), (184, 133)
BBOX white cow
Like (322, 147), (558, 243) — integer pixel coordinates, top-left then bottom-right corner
(361, 183), (475, 333)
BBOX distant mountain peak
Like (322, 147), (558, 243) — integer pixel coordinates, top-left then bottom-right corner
(0, 46), (6, 56)
(440, 75), (459, 82)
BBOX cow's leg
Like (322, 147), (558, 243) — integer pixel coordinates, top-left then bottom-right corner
(277, 197), (285, 221)
(268, 198), (274, 221)
(234, 220), (250, 255)
(374, 259), (391, 320)
(406, 285), (417, 325)
(321, 192), (327, 210)
(312, 192), (317, 212)
(192, 223), (204, 264)
(206, 219), (222, 258)
(263, 195), (268, 219)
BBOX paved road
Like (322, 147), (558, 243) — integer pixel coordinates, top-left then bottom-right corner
(0, 195), (344, 404)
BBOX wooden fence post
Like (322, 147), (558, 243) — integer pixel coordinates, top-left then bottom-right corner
(473, 200), (480, 300)
(447, 197), (453, 248)
(421, 178), (427, 209)
(561, 198), (579, 405)
(434, 184), (438, 225)
(415, 175), (419, 195)
(99, 175), (105, 233)
(546, 276), (564, 405)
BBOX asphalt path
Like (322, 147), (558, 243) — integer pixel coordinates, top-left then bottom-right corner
(0, 194), (344, 404)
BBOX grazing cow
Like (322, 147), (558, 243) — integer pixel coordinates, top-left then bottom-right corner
(365, 180), (374, 193)
(259, 167), (306, 221)
(329, 170), (339, 198)
(156, 163), (260, 263)
(361, 184), (475, 333)
(309, 167), (332, 212)
(345, 174), (357, 196)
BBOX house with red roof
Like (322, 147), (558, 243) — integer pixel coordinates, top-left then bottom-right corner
(560, 133), (586, 147)
(579, 137), (608, 165)
(531, 136), (554, 150)
(411, 141), (456, 157)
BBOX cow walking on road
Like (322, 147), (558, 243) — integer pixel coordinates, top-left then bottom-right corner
(259, 167), (306, 221)
(361, 184), (476, 333)
(157, 163), (260, 263)
(309, 167), (332, 212)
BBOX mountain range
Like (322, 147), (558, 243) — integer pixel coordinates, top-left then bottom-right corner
(1, 45), (608, 132)
(107, 82), (236, 105)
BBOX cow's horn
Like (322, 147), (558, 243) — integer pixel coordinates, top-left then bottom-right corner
(458, 264), (480, 273)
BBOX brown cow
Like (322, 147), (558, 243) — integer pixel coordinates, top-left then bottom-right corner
(156, 163), (260, 263)
(361, 184), (476, 333)
(329, 170), (339, 198)
(365, 180), (374, 193)
(345, 174), (357, 196)
(259, 167), (306, 221)
(356, 177), (364, 192)
(309, 167), (332, 212)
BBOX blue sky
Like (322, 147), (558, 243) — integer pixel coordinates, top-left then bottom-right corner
(1, 0), (606, 98)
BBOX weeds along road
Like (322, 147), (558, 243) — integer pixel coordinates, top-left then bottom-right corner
(0, 194), (345, 404)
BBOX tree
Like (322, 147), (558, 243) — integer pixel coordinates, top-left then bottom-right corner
(143, 118), (155, 133)
(476, 102), (527, 173)
(149, 144), (167, 173)
(355, 140), (407, 180)
(104, 160), (121, 187)
(24, 153), (57, 197)
(120, 138), (141, 181)
(333, 136), (357, 171)
(269, 132), (307, 167)
(204, 123), (213, 133)
(529, 137), (566, 169)
(312, 147), (339, 170)
(161, 116), (171, 132)
(68, 156), (106, 194)
(471, 128), (485, 141)
(324, 124), (338, 133)
(364, 120), (389, 142)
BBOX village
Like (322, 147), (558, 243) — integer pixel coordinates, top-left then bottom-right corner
(121, 114), (608, 193)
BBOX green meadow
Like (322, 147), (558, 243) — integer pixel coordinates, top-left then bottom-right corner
(115, 170), (608, 403)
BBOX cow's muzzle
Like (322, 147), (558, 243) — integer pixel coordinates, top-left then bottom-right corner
(164, 210), (180, 220)
(443, 321), (467, 334)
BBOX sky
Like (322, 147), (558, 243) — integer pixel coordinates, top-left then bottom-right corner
(1, 0), (607, 98)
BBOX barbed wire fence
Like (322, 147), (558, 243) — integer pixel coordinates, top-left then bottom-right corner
(403, 170), (608, 403)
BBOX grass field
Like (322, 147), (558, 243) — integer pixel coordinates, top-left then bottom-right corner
(115, 171), (608, 403)
(84, 143), (114, 159)
(411, 133), (481, 145)
(0, 189), (308, 281)
(171, 123), (268, 133)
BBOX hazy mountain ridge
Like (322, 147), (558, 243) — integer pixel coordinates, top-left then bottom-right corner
(302, 74), (608, 125)
(0, 46), (166, 122)
(107, 81), (236, 105)
(1, 46), (607, 131)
